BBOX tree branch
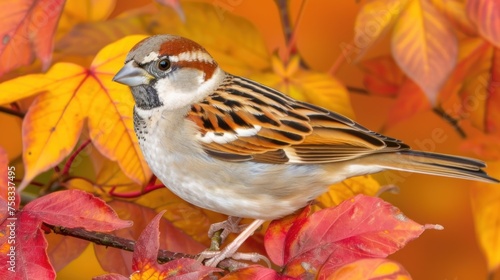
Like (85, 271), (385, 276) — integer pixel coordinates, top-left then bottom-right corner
(44, 223), (251, 270)
(44, 223), (193, 262)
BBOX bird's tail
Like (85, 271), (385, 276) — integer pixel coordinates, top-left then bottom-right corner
(371, 150), (499, 183)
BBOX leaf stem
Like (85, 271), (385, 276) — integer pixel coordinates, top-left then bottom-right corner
(61, 139), (92, 176)
(108, 175), (163, 198)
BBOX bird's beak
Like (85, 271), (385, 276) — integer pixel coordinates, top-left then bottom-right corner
(113, 61), (154, 86)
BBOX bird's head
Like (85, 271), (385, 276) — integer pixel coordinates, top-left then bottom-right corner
(113, 35), (223, 111)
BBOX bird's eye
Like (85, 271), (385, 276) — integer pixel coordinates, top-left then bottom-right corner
(157, 58), (171, 71)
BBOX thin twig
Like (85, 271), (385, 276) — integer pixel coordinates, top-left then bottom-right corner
(0, 106), (25, 118)
(275, 0), (308, 64)
(432, 107), (467, 139)
(346, 86), (369, 95)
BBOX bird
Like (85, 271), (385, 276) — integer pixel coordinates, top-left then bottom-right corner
(113, 34), (498, 267)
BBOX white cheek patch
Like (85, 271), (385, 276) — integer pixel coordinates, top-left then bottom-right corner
(196, 126), (262, 144)
(142, 51), (159, 64)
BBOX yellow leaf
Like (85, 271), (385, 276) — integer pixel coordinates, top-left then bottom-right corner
(134, 187), (225, 244)
(0, 35), (151, 190)
(88, 35), (152, 185)
(316, 175), (381, 208)
(323, 258), (411, 280)
(392, 0), (458, 105)
(471, 161), (500, 272)
(354, 0), (408, 61)
(8, 63), (93, 190)
(252, 54), (355, 118)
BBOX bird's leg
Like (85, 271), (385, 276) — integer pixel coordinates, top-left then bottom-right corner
(200, 219), (266, 267)
(208, 216), (244, 249)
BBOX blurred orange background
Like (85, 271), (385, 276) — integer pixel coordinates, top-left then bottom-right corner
(18, 0), (494, 279)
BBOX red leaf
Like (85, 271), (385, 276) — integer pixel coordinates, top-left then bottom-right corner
(264, 206), (312, 266)
(132, 210), (165, 271)
(23, 189), (132, 231)
(0, 212), (55, 280)
(95, 201), (204, 275)
(361, 56), (406, 97)
(280, 195), (438, 278)
(221, 265), (287, 280)
(0, 0), (65, 76)
(45, 234), (89, 271)
(130, 211), (220, 279)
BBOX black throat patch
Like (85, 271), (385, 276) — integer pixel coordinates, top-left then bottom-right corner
(130, 84), (163, 110)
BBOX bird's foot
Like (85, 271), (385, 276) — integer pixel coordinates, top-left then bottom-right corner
(200, 219), (266, 267)
(208, 216), (245, 249)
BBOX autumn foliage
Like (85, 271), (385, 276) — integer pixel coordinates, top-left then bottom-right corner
(0, 0), (499, 279)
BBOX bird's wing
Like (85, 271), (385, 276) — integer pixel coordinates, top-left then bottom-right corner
(187, 75), (410, 164)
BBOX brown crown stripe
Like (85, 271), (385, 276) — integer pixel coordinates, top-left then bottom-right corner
(159, 37), (207, 56)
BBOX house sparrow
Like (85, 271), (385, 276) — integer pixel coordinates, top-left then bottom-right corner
(113, 34), (498, 266)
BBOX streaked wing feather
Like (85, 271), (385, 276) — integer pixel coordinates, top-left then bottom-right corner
(187, 74), (410, 164)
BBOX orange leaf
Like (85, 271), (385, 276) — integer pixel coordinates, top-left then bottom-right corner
(56, 16), (151, 56)
(392, 0), (458, 104)
(438, 38), (491, 108)
(354, 0), (408, 61)
(470, 161), (500, 272)
(319, 258), (411, 280)
(361, 55), (405, 96)
(385, 78), (431, 128)
(467, 0), (500, 47)
(155, 0), (184, 22)
(458, 45), (500, 134)
(0, 147), (9, 202)
(0, 0), (65, 76)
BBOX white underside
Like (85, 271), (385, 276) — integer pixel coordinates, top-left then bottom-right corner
(137, 107), (384, 220)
